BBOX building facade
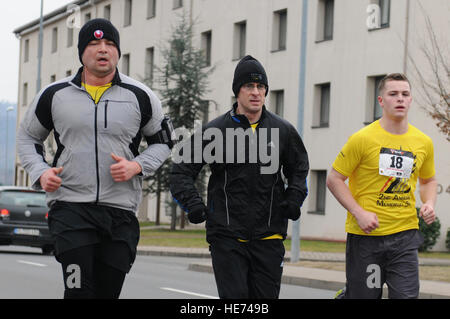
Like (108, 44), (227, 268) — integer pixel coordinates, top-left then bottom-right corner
(13, 0), (449, 249)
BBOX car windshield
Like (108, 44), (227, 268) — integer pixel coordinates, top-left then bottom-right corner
(0, 191), (46, 207)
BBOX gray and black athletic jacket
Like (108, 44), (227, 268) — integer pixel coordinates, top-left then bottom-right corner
(17, 67), (170, 213)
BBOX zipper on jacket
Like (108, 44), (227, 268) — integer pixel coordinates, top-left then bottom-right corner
(81, 90), (101, 203)
(104, 100), (109, 128)
(268, 174), (279, 227)
(223, 169), (230, 226)
(79, 84), (112, 204)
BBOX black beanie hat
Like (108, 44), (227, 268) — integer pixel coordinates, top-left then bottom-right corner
(232, 55), (269, 97)
(78, 18), (121, 64)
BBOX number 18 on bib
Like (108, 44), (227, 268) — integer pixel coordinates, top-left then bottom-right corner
(379, 148), (414, 179)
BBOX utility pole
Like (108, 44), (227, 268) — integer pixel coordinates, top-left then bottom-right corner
(36, 0), (44, 93)
(4, 106), (14, 185)
(291, 0), (309, 264)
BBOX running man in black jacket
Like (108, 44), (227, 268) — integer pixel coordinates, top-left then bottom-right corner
(170, 56), (309, 298)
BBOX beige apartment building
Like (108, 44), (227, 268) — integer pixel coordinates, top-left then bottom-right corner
(13, 0), (449, 249)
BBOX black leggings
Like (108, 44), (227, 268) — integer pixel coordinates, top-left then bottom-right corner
(58, 244), (126, 299)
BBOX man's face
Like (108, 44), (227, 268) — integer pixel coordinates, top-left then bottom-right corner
(378, 80), (412, 121)
(82, 39), (119, 77)
(236, 82), (266, 115)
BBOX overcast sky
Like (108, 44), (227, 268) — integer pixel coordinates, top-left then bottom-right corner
(0, 0), (74, 103)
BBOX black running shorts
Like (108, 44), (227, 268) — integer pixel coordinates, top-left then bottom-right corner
(48, 201), (140, 273)
(344, 229), (423, 299)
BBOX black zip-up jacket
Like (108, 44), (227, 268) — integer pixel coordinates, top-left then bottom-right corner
(170, 104), (309, 241)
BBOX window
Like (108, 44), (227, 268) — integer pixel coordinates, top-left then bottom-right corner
(368, 0), (390, 30)
(233, 21), (246, 60)
(67, 27), (73, 47)
(104, 5), (111, 20)
(22, 83), (28, 106)
(200, 100), (209, 124)
(373, 76), (384, 120)
(272, 9), (287, 51)
(308, 170), (327, 215)
(66, 70), (72, 77)
(319, 83), (330, 126)
(24, 39), (29, 62)
(312, 83), (331, 128)
(147, 0), (156, 18)
(124, 0), (132, 26)
(51, 27), (58, 53)
(173, 0), (182, 9)
(317, 0), (334, 41)
(122, 54), (130, 76)
(50, 75), (56, 83)
(145, 47), (154, 85)
(365, 75), (385, 123)
(380, 0), (390, 27)
(271, 90), (284, 117)
(201, 31), (212, 67)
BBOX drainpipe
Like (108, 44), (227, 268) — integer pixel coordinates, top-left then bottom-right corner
(403, 0), (411, 73)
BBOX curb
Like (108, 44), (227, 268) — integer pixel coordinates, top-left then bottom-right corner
(137, 247), (450, 299)
(137, 246), (211, 259)
(188, 262), (450, 299)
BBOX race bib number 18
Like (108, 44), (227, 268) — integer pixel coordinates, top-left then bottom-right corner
(379, 148), (414, 179)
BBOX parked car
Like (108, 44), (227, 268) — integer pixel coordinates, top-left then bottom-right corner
(0, 186), (54, 254)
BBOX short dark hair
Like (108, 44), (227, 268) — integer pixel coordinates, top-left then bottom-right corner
(378, 73), (411, 94)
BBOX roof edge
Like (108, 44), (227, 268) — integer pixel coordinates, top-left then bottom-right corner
(12, 0), (103, 36)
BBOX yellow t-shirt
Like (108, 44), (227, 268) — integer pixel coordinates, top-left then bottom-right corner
(82, 82), (112, 104)
(332, 120), (435, 236)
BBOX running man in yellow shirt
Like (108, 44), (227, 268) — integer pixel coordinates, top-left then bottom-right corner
(327, 73), (437, 299)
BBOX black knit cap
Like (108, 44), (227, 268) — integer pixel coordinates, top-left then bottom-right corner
(77, 18), (121, 64)
(232, 55), (269, 97)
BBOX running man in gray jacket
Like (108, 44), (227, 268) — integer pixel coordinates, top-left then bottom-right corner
(17, 19), (172, 298)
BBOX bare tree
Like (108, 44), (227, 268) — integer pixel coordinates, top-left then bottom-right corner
(142, 11), (215, 229)
(408, 8), (449, 141)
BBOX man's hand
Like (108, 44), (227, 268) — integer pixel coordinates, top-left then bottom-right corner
(355, 210), (379, 234)
(280, 200), (301, 221)
(419, 202), (435, 225)
(188, 204), (207, 224)
(110, 153), (142, 182)
(418, 177), (437, 225)
(40, 167), (63, 192)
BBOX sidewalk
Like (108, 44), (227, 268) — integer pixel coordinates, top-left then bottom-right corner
(137, 245), (450, 299)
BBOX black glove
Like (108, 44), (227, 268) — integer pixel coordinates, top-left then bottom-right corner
(280, 200), (301, 221)
(187, 204), (207, 224)
(280, 189), (302, 221)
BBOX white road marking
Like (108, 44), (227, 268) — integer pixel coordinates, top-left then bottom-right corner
(161, 287), (218, 299)
(17, 260), (47, 267)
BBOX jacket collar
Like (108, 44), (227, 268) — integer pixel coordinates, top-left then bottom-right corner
(230, 102), (267, 124)
(71, 66), (122, 88)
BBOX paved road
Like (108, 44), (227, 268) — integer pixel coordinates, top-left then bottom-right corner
(0, 246), (335, 299)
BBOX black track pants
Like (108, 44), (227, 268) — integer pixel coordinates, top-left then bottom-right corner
(209, 237), (285, 299)
(58, 244), (127, 299)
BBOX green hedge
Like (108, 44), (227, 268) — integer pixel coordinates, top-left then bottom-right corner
(417, 207), (441, 252)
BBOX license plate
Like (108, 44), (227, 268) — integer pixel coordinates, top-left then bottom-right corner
(14, 228), (40, 236)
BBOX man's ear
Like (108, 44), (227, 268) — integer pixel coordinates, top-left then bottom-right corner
(377, 95), (383, 108)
